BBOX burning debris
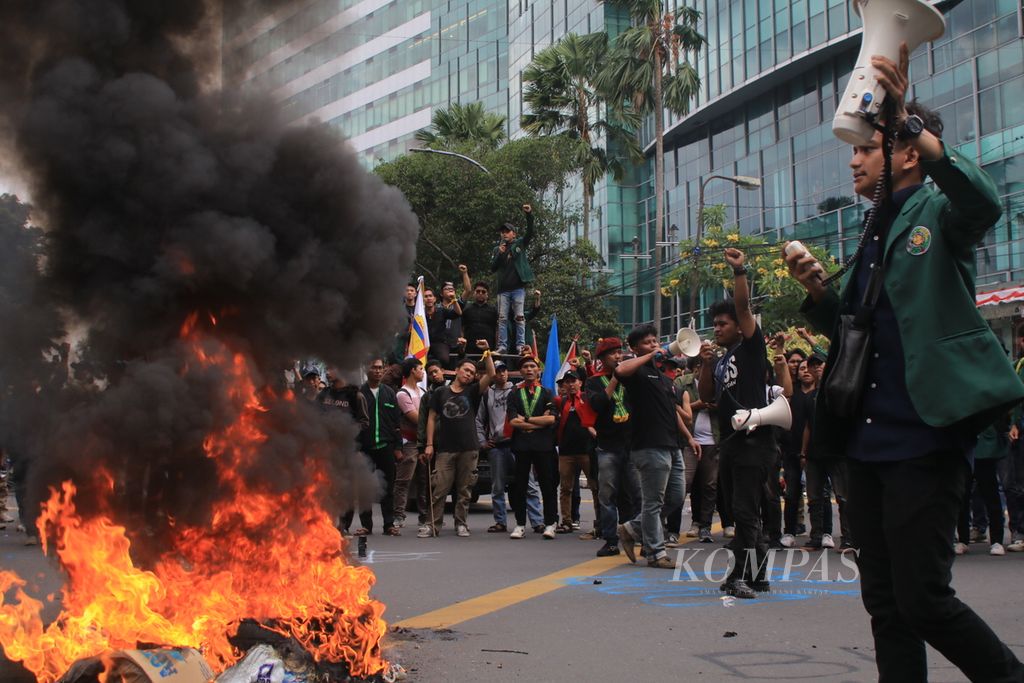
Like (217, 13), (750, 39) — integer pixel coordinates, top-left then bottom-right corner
(0, 1), (418, 681)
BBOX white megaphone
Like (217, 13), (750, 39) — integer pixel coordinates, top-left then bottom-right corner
(731, 394), (793, 433)
(832, 0), (945, 146)
(668, 327), (702, 358)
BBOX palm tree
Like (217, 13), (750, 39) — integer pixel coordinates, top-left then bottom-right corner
(414, 101), (507, 149)
(521, 32), (643, 245)
(598, 1), (704, 332)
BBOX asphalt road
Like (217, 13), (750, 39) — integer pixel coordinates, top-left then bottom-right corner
(3, 494), (1024, 683)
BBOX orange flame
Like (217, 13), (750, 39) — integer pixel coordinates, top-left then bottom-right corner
(0, 323), (387, 681)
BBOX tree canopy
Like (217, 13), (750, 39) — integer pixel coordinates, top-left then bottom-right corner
(414, 102), (507, 150)
(374, 137), (620, 345)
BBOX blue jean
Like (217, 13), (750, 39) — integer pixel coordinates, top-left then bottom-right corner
(597, 447), (642, 543)
(496, 288), (525, 351)
(489, 445), (542, 527)
(626, 448), (685, 558)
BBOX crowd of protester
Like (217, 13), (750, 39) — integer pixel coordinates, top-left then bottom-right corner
(283, 254), (1024, 596)
(269, 201), (1024, 603)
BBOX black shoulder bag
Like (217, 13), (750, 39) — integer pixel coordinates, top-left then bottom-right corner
(823, 260), (884, 419)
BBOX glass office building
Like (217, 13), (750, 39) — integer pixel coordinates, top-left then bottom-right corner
(639, 0), (1024, 338)
(222, 0), (510, 163)
(222, 0), (1023, 335)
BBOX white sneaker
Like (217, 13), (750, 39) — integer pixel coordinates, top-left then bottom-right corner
(1007, 538), (1024, 552)
(990, 542), (1006, 556)
(723, 526), (735, 538)
(542, 524), (556, 539)
(821, 533), (835, 549)
(954, 542), (969, 555)
(685, 524), (700, 538)
(416, 525), (434, 538)
(456, 524), (470, 537)
(509, 525), (526, 539)
(780, 533), (796, 548)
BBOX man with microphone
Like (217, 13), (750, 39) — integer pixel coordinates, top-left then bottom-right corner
(786, 44), (1024, 681)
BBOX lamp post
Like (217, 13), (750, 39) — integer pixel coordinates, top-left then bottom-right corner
(656, 223), (680, 332)
(689, 175), (762, 326)
(621, 235), (650, 327)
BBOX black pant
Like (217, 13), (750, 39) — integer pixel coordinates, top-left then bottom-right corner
(958, 458), (1005, 545)
(342, 447), (397, 532)
(806, 457), (850, 544)
(848, 451), (1024, 682)
(512, 450), (558, 526)
(720, 440), (774, 583)
(782, 451), (804, 534)
(761, 454), (783, 543)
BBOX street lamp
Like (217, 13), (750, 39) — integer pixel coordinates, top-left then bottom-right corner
(620, 235), (651, 327)
(690, 174), (762, 325)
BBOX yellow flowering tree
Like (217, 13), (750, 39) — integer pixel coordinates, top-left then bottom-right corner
(665, 205), (839, 331)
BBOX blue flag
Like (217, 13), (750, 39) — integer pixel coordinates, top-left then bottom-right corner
(541, 315), (560, 391)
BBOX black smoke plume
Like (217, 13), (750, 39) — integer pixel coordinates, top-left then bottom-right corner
(0, 0), (418, 553)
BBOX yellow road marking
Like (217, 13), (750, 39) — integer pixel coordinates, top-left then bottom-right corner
(396, 524), (721, 629)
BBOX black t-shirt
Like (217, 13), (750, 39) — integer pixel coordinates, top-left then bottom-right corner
(784, 388), (815, 455)
(585, 374), (631, 451)
(462, 300), (499, 349)
(507, 384), (556, 452)
(425, 306), (459, 347)
(429, 382), (483, 452)
(616, 361), (678, 450)
(495, 245), (525, 293)
(556, 396), (592, 455)
(443, 301), (464, 346)
(714, 325), (771, 439)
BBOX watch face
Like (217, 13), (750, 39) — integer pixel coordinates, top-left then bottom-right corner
(906, 115), (924, 136)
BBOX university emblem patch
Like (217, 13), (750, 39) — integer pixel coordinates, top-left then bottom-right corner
(907, 226), (931, 256)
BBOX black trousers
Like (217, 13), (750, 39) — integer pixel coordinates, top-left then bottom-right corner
(720, 441), (774, 583)
(343, 447), (397, 532)
(957, 458), (1005, 545)
(848, 451), (1024, 682)
(512, 450), (558, 526)
(782, 451), (804, 534)
(761, 453), (783, 543)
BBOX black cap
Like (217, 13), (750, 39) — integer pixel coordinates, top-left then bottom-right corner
(808, 351), (827, 365)
(494, 360), (507, 370)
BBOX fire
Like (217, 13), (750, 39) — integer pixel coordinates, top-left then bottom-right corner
(0, 318), (388, 682)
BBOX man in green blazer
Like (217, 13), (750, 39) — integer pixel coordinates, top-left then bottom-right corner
(491, 204), (536, 354)
(785, 44), (1024, 682)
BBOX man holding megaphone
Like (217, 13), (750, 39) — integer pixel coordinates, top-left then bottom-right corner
(786, 40), (1024, 682)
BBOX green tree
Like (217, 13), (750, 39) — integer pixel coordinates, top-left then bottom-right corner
(597, 0), (705, 333)
(663, 205), (839, 332)
(521, 32), (643, 245)
(374, 136), (619, 346)
(414, 101), (507, 150)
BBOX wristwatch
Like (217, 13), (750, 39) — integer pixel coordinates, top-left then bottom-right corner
(899, 114), (924, 140)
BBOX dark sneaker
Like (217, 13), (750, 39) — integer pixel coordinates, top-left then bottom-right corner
(616, 523), (637, 563)
(533, 524), (546, 534)
(698, 527), (714, 543)
(749, 579), (771, 592)
(723, 579), (757, 599)
(596, 542), (620, 557)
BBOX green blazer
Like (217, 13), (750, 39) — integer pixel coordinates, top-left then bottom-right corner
(803, 142), (1024, 457)
(490, 212), (535, 288)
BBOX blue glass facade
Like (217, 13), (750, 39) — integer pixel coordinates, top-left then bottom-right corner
(223, 0), (1023, 334)
(223, 0), (509, 164)
(638, 0), (1024, 335)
